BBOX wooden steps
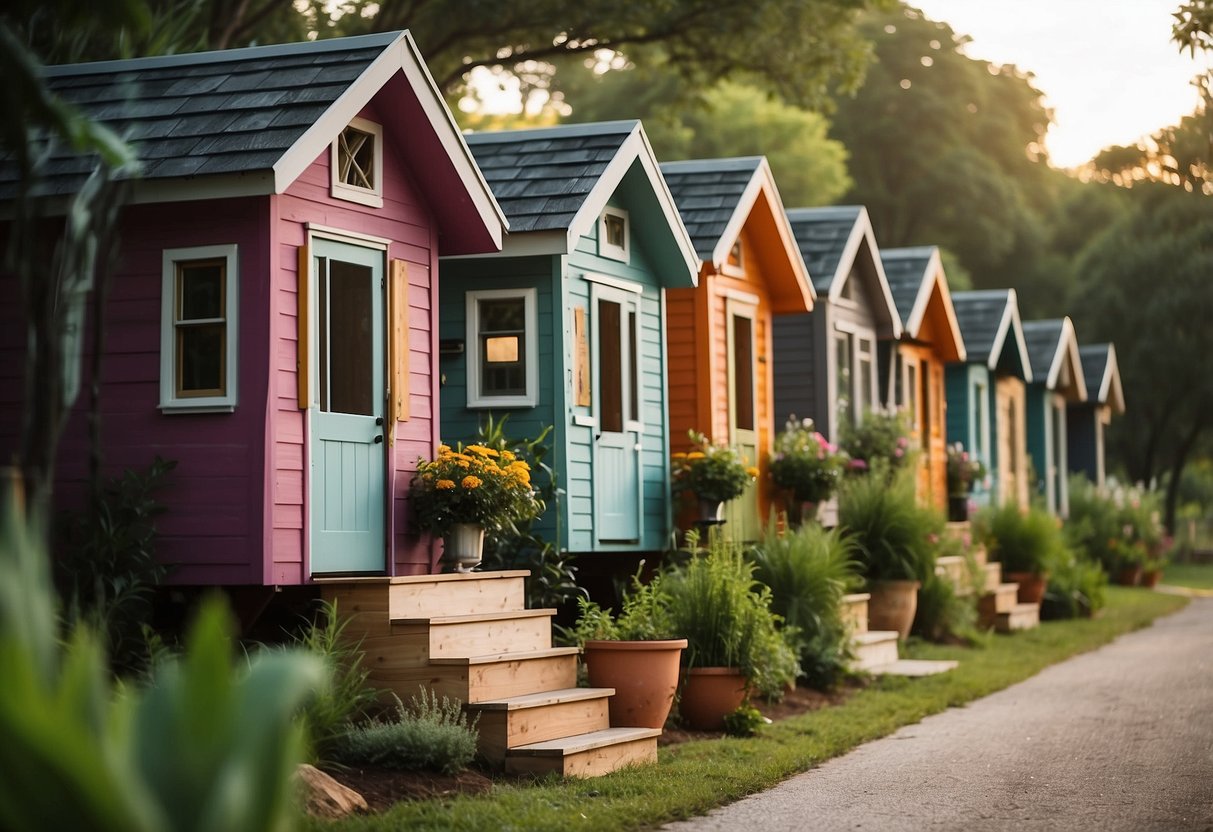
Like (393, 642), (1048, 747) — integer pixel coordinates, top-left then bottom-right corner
(995, 602), (1041, 633)
(320, 572), (660, 778)
(841, 593), (870, 634)
(934, 556), (970, 596)
(979, 583), (1020, 617)
(851, 630), (900, 671)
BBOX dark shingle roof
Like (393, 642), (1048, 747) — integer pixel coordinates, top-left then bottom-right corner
(952, 290), (1013, 364)
(784, 206), (862, 294)
(464, 122), (636, 233)
(1079, 344), (1110, 400)
(659, 157), (761, 261)
(1022, 319), (1066, 382)
(2, 32), (401, 199)
(880, 247), (935, 328)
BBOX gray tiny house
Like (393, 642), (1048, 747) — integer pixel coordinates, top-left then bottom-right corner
(1022, 318), (1088, 516)
(1068, 343), (1124, 488)
(772, 206), (901, 444)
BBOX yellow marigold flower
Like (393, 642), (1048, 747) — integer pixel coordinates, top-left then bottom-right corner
(687, 451), (706, 460)
(746, 467), (760, 478)
(456, 460), (470, 468)
(436, 479), (456, 490)
(465, 444), (489, 456)
(509, 460), (530, 472)
(438, 444), (451, 453)
(461, 475), (482, 489)
(672, 452), (687, 459)
(501, 450), (515, 462)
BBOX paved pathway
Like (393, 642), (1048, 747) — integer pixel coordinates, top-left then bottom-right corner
(665, 598), (1213, 832)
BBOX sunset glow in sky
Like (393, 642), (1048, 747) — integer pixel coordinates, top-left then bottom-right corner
(914, 0), (1213, 168)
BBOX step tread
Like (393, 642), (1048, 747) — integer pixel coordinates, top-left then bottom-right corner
(469, 687), (615, 712)
(853, 630), (899, 645)
(312, 570), (531, 585)
(1006, 602), (1040, 613)
(935, 555), (966, 565)
(393, 608), (556, 625)
(842, 592), (872, 603)
(508, 727), (662, 757)
(869, 659), (958, 677)
(429, 646), (581, 666)
(988, 583), (1020, 593)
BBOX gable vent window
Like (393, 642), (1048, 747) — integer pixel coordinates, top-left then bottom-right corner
(598, 207), (630, 262)
(330, 117), (384, 208)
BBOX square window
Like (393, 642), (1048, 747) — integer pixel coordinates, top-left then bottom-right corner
(466, 289), (537, 407)
(160, 245), (238, 412)
(330, 117), (384, 208)
(598, 207), (630, 261)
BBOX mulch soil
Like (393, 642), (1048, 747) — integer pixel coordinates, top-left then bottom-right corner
(324, 681), (861, 815)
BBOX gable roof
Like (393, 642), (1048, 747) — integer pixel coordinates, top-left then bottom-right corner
(785, 205), (901, 337)
(1023, 318), (1088, 400)
(660, 156), (813, 312)
(462, 121), (699, 282)
(1079, 343), (1125, 413)
(4, 31), (506, 254)
(951, 289), (1032, 381)
(879, 246), (965, 361)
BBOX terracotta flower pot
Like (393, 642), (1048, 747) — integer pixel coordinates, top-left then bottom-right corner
(1005, 571), (1048, 604)
(678, 667), (748, 731)
(1141, 569), (1162, 589)
(583, 639), (688, 729)
(1117, 565), (1143, 587)
(867, 580), (921, 639)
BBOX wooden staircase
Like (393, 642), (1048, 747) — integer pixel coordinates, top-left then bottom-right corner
(319, 571), (660, 778)
(942, 522), (1040, 633)
(842, 592), (956, 676)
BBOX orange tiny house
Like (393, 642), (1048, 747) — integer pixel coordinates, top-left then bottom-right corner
(660, 158), (814, 540)
(879, 247), (966, 511)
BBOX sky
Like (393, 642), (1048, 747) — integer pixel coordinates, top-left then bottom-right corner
(913, 0), (1212, 168)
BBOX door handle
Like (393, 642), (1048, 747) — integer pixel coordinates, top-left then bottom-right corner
(373, 435), (383, 444)
(375, 416), (384, 426)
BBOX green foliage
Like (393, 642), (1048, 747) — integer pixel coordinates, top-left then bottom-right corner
(836, 465), (941, 583)
(672, 431), (757, 504)
(973, 503), (1066, 576)
(0, 495), (324, 832)
(1040, 549), (1108, 620)
(330, 689), (479, 775)
(839, 409), (912, 474)
(747, 519), (860, 688)
(721, 703), (768, 738)
(564, 570), (676, 645)
(663, 532), (799, 697)
(912, 573), (979, 644)
(1067, 476), (1171, 574)
(282, 600), (380, 765)
(57, 455), (175, 676)
(769, 416), (850, 508)
(411, 442), (542, 537)
(945, 443), (985, 497)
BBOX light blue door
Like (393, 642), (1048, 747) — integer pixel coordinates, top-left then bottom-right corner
(309, 238), (386, 574)
(593, 286), (642, 544)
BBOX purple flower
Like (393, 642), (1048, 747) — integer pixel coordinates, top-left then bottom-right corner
(848, 459), (868, 471)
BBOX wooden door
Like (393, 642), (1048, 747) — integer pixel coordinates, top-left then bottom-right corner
(725, 303), (760, 541)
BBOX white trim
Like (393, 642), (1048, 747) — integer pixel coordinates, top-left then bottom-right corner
(826, 208), (902, 339)
(725, 298), (759, 440)
(1103, 344), (1126, 413)
(465, 287), (538, 408)
(306, 223), (391, 250)
(1048, 317), (1088, 402)
(583, 271), (644, 295)
(572, 414), (598, 428)
(718, 286), (760, 306)
(902, 248), (966, 362)
(330, 116), (384, 208)
(159, 244), (239, 413)
(597, 206), (631, 262)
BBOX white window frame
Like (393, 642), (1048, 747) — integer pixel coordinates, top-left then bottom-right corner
(330, 116), (384, 208)
(598, 206), (630, 262)
(159, 244), (239, 413)
(466, 287), (538, 408)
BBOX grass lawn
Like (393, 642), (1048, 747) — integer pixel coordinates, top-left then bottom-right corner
(312, 587), (1186, 832)
(1161, 562), (1213, 590)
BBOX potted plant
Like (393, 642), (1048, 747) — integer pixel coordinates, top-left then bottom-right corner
(663, 532), (799, 730)
(410, 442), (543, 571)
(566, 573), (687, 729)
(768, 416), (850, 527)
(672, 431), (758, 522)
(839, 408), (913, 476)
(945, 443), (985, 522)
(973, 503), (1064, 603)
(836, 464), (939, 638)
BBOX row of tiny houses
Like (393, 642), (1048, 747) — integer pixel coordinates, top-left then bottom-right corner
(2, 31), (1126, 602)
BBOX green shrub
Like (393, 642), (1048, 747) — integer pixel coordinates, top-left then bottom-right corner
(769, 416), (850, 508)
(839, 408), (913, 474)
(974, 502), (1065, 575)
(1041, 549), (1109, 620)
(913, 572), (981, 643)
(836, 464), (941, 583)
(564, 569), (675, 645)
(664, 532), (799, 699)
(748, 518), (859, 688)
(330, 689), (479, 775)
(722, 704), (768, 737)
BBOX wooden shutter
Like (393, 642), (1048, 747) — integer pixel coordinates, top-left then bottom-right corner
(297, 243), (309, 409)
(389, 259), (409, 443)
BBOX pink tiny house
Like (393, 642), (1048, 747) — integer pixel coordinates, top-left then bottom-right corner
(0, 32), (506, 586)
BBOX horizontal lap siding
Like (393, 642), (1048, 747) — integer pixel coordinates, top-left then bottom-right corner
(772, 310), (819, 432)
(274, 98), (440, 580)
(664, 289), (700, 455)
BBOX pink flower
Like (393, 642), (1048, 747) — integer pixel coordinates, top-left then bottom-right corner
(894, 448), (904, 458)
(848, 459), (868, 471)
(897, 437), (909, 449)
(927, 533), (939, 545)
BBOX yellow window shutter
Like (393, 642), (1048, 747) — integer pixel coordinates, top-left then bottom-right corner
(389, 259), (410, 441)
(297, 243), (309, 410)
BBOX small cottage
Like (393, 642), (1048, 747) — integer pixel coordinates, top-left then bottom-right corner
(660, 157), (814, 539)
(438, 121), (698, 564)
(1022, 318), (1088, 517)
(879, 247), (966, 511)
(946, 290), (1034, 509)
(1068, 343), (1124, 488)
(0, 32), (507, 585)
(773, 206), (902, 444)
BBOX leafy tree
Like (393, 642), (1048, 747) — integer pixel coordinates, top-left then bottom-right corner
(1068, 183), (1213, 531)
(1173, 0), (1213, 55)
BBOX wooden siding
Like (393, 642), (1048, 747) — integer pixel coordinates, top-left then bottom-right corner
(994, 375), (1029, 509)
(272, 97), (442, 580)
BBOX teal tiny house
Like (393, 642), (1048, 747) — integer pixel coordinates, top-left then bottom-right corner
(439, 121), (698, 562)
(1022, 318), (1088, 516)
(1068, 344), (1124, 488)
(946, 290), (1033, 509)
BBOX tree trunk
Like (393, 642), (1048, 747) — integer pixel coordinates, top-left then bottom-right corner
(1164, 421), (1208, 534)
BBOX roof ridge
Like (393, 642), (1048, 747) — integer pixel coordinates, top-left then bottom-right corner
(42, 31), (403, 77)
(465, 120), (639, 144)
(881, 245), (936, 259)
(660, 156), (764, 174)
(785, 205), (863, 221)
